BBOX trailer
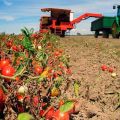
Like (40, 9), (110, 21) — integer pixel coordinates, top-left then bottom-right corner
(91, 5), (120, 38)
(91, 17), (115, 38)
(40, 8), (102, 37)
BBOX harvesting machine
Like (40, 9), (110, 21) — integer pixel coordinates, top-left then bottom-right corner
(40, 8), (102, 37)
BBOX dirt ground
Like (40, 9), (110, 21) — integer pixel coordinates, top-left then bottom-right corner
(59, 36), (120, 120)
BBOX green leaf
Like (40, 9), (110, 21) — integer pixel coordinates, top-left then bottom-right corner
(60, 101), (74, 113)
(60, 55), (69, 68)
(54, 77), (63, 88)
(22, 37), (34, 52)
(15, 64), (24, 75)
(74, 81), (79, 97)
(17, 113), (34, 120)
(21, 28), (34, 52)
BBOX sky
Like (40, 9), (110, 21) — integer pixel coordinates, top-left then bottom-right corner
(0, 0), (120, 35)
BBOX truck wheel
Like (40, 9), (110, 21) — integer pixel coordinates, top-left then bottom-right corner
(103, 30), (109, 38)
(112, 22), (119, 38)
(94, 31), (99, 38)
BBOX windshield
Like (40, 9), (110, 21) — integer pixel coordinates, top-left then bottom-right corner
(117, 7), (120, 16)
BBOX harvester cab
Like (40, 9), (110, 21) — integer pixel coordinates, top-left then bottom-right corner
(40, 8), (73, 36)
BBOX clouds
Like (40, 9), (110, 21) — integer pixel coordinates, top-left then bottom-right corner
(0, 22), (39, 34)
(0, 11), (15, 21)
(2, 0), (12, 6)
(0, 15), (15, 21)
(0, 0), (120, 34)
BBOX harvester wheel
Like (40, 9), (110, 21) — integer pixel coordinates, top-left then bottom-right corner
(94, 31), (99, 38)
(103, 30), (109, 38)
(60, 30), (65, 37)
(112, 22), (119, 38)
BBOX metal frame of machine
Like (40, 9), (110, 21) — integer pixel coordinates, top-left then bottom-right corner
(40, 8), (102, 37)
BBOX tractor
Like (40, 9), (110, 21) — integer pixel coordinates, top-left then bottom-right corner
(91, 5), (120, 38)
(40, 8), (102, 37)
(112, 5), (120, 38)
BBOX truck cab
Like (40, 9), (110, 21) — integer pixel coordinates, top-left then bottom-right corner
(117, 5), (120, 16)
(112, 5), (120, 38)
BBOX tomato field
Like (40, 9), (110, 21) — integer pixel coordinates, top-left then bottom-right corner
(0, 30), (120, 120)
(0, 28), (79, 120)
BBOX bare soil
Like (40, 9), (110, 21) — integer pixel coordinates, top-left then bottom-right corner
(60, 36), (120, 120)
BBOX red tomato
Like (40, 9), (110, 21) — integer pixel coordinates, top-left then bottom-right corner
(45, 107), (55, 119)
(52, 110), (69, 120)
(17, 94), (24, 102)
(54, 51), (60, 57)
(0, 59), (10, 70)
(0, 88), (5, 112)
(53, 72), (58, 78)
(15, 77), (20, 81)
(6, 40), (13, 48)
(108, 68), (113, 73)
(101, 65), (107, 71)
(25, 95), (30, 102)
(33, 96), (39, 107)
(31, 33), (38, 38)
(39, 109), (45, 117)
(1, 65), (15, 77)
(0, 88), (5, 103)
(56, 71), (62, 76)
(12, 45), (18, 51)
(66, 68), (72, 75)
(59, 100), (64, 107)
(34, 66), (43, 75)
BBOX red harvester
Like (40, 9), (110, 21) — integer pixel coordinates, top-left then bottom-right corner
(40, 8), (102, 37)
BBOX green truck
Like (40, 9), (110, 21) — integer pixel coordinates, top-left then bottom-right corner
(91, 5), (120, 38)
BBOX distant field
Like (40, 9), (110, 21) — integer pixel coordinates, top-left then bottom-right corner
(60, 36), (120, 120)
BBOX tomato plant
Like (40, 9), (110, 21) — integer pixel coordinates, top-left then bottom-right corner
(0, 28), (74, 120)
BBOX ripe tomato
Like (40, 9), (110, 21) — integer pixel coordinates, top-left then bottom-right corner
(108, 68), (113, 73)
(66, 68), (72, 75)
(0, 88), (5, 113)
(1, 65), (15, 77)
(54, 51), (60, 57)
(34, 66), (43, 75)
(0, 59), (10, 70)
(59, 100), (64, 107)
(56, 71), (62, 76)
(53, 72), (58, 78)
(17, 94), (24, 102)
(12, 45), (18, 51)
(52, 110), (69, 120)
(101, 65), (107, 71)
(39, 109), (45, 117)
(31, 33), (38, 38)
(0, 88), (5, 103)
(45, 107), (55, 119)
(6, 40), (13, 48)
(33, 96), (39, 107)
